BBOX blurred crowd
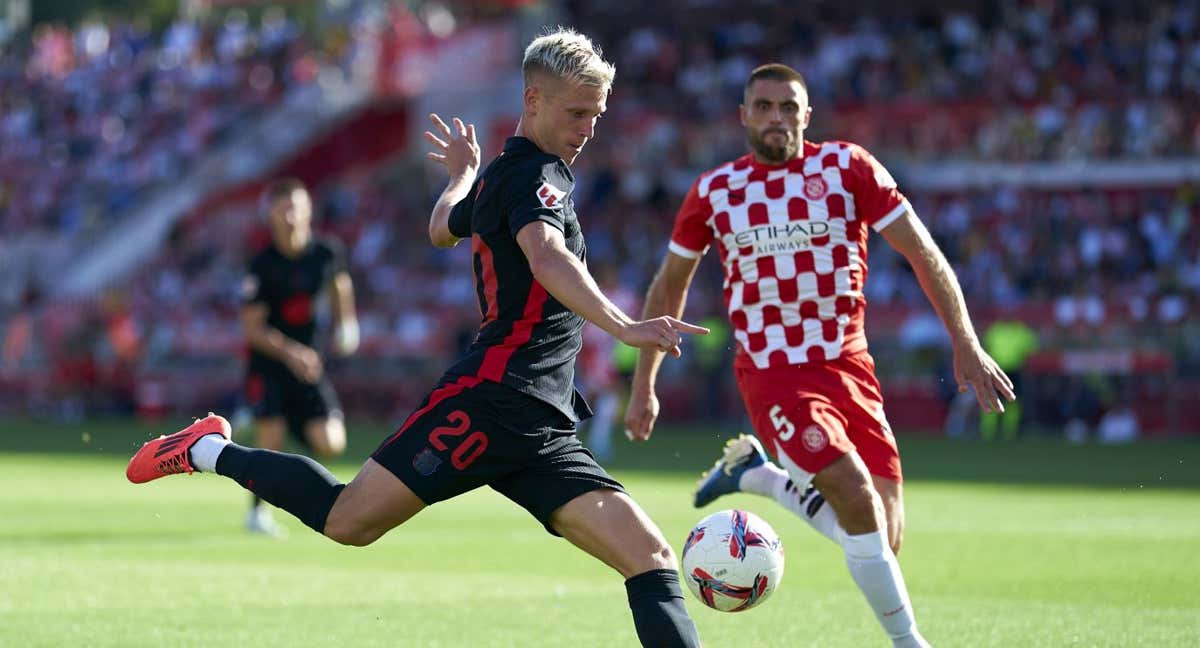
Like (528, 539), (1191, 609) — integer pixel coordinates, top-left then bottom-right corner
(572, 0), (1200, 162)
(0, 10), (322, 240)
(2, 1), (1198, 435)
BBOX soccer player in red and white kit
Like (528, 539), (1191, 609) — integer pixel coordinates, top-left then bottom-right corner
(626, 64), (1015, 647)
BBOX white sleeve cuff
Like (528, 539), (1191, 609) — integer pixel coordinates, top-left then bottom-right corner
(668, 240), (706, 259)
(871, 199), (911, 232)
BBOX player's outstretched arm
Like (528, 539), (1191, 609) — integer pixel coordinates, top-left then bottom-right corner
(516, 221), (708, 356)
(425, 113), (480, 248)
(879, 209), (1016, 413)
(625, 252), (703, 442)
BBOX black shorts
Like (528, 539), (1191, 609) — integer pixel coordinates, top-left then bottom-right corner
(245, 369), (342, 446)
(371, 377), (624, 535)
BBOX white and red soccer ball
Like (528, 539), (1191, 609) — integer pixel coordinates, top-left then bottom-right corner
(681, 509), (785, 612)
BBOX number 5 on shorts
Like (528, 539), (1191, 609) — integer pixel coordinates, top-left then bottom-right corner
(769, 405), (795, 441)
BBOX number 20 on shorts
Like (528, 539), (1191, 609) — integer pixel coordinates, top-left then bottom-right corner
(428, 410), (489, 470)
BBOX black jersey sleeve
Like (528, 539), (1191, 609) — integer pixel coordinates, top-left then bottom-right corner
(447, 187), (475, 239)
(508, 161), (572, 238)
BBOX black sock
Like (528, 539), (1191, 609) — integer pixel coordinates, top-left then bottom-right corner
(251, 493), (263, 509)
(625, 569), (701, 648)
(215, 444), (345, 534)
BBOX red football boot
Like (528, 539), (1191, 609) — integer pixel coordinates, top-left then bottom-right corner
(126, 413), (231, 484)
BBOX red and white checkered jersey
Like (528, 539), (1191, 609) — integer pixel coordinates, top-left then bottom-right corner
(669, 140), (910, 370)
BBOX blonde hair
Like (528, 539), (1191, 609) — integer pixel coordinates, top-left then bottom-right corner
(522, 27), (615, 91)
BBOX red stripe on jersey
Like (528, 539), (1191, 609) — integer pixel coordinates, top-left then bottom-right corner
(472, 235), (499, 324)
(378, 375), (482, 448)
(477, 280), (549, 382)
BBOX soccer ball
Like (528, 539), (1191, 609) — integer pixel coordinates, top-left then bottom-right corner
(680, 509), (785, 612)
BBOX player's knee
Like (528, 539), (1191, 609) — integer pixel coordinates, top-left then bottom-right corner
(308, 420), (347, 457)
(612, 531), (677, 576)
(324, 521), (380, 547)
(313, 435), (346, 458)
(323, 509), (382, 547)
(828, 486), (884, 534)
(650, 543), (678, 571)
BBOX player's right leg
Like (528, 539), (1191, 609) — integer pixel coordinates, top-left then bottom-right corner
(244, 371), (288, 535)
(550, 489), (701, 648)
(485, 393), (700, 648)
(255, 417), (288, 451)
(247, 417), (289, 537)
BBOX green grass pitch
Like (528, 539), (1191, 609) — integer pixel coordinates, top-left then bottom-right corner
(1, 419), (1198, 647)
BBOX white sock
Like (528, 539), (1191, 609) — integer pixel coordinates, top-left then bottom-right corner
(843, 530), (930, 648)
(188, 434), (231, 473)
(740, 463), (844, 544)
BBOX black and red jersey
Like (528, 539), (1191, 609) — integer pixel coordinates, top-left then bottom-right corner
(443, 136), (591, 422)
(242, 236), (347, 373)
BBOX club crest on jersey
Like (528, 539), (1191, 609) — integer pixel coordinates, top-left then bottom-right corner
(801, 424), (828, 453)
(537, 182), (566, 209)
(803, 176), (828, 200)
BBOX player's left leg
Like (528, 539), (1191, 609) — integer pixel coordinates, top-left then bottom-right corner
(809, 452), (930, 648)
(320, 458), (426, 545)
(128, 413), (356, 536)
(727, 359), (928, 647)
(551, 489), (701, 648)
(302, 416), (347, 457)
(872, 475), (904, 554)
(296, 377), (347, 458)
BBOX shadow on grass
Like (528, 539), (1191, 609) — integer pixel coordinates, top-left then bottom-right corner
(3, 418), (1198, 490)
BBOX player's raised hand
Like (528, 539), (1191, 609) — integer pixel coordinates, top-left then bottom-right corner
(624, 384), (661, 443)
(953, 341), (1016, 413)
(618, 316), (709, 358)
(425, 113), (480, 180)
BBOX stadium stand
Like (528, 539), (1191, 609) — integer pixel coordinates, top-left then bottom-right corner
(1, 1), (1197, 437)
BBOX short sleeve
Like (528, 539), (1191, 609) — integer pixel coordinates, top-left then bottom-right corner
(448, 185), (475, 239)
(848, 144), (910, 232)
(324, 238), (349, 276)
(241, 257), (266, 304)
(509, 162), (570, 239)
(668, 178), (714, 258)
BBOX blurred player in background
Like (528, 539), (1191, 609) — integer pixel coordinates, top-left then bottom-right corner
(128, 30), (703, 646)
(576, 263), (638, 463)
(626, 63), (1016, 647)
(240, 178), (359, 536)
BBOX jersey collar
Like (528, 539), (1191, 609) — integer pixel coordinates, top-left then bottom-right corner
(504, 136), (541, 155)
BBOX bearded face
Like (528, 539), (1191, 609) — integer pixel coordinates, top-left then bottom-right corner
(740, 79), (810, 165)
(747, 124), (799, 164)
